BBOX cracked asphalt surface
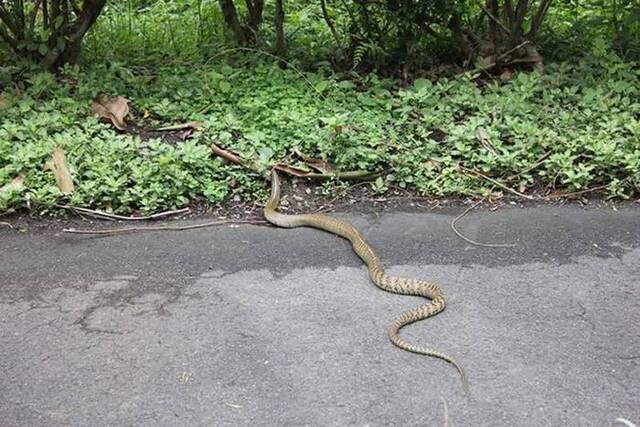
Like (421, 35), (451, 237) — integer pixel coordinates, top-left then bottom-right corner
(1, 205), (639, 426)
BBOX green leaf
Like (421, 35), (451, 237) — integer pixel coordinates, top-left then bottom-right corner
(315, 80), (329, 93)
(38, 44), (49, 56)
(413, 78), (432, 91)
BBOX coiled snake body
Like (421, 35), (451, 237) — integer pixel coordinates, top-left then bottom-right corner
(264, 169), (468, 391)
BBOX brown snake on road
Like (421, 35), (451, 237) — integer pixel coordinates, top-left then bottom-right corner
(264, 169), (468, 392)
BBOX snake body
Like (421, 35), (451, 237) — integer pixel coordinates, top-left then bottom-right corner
(264, 169), (468, 391)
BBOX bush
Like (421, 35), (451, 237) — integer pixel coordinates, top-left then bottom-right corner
(0, 0), (107, 69)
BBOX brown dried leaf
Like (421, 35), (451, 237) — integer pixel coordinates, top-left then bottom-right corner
(0, 175), (24, 193)
(45, 147), (74, 194)
(0, 93), (7, 109)
(423, 159), (442, 171)
(274, 164), (317, 178)
(499, 69), (513, 81)
(292, 148), (336, 174)
(91, 94), (129, 130)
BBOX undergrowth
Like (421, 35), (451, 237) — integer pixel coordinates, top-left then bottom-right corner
(1, 43), (638, 214)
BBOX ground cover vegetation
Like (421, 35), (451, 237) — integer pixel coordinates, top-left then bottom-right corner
(0, 1), (638, 214)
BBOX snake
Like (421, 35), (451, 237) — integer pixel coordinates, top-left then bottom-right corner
(264, 169), (468, 392)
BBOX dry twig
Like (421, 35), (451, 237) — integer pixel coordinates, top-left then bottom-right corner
(210, 143), (244, 166)
(59, 205), (190, 221)
(505, 151), (552, 182)
(480, 5), (512, 36)
(547, 183), (610, 199)
(451, 200), (516, 248)
(461, 166), (535, 200)
(63, 219), (267, 235)
(441, 397), (449, 427)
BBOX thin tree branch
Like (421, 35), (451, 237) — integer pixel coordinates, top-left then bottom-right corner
(0, 4), (20, 37)
(451, 199), (516, 248)
(505, 150), (551, 181)
(27, 0), (43, 35)
(320, 0), (342, 50)
(58, 205), (190, 220)
(547, 183), (610, 198)
(0, 23), (19, 51)
(497, 39), (531, 60)
(63, 219), (268, 235)
(42, 0), (107, 68)
(460, 166), (535, 200)
(503, 0), (515, 29)
(527, 0), (553, 39)
(481, 4), (512, 36)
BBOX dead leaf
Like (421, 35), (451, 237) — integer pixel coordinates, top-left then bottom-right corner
(91, 94), (129, 130)
(423, 159), (442, 171)
(45, 147), (74, 194)
(293, 148), (336, 174)
(499, 69), (513, 81)
(0, 94), (7, 109)
(143, 110), (151, 119)
(0, 175), (24, 193)
(274, 164), (319, 178)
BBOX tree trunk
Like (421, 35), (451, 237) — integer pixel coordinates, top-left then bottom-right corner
(0, 0), (106, 69)
(218, 0), (264, 45)
(245, 0), (264, 40)
(218, 0), (248, 45)
(42, 0), (107, 69)
(274, 0), (286, 59)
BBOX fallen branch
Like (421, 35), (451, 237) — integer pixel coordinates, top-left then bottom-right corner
(210, 143), (378, 181)
(547, 184), (610, 199)
(274, 164), (377, 181)
(0, 221), (13, 229)
(210, 143), (245, 166)
(59, 205), (190, 221)
(0, 208), (16, 217)
(460, 166), (535, 200)
(63, 219), (268, 235)
(451, 200), (516, 248)
(497, 40), (532, 61)
(505, 151), (552, 181)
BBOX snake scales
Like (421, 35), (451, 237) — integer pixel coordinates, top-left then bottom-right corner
(264, 169), (468, 391)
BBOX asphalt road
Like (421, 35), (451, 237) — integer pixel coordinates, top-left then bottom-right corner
(1, 205), (639, 426)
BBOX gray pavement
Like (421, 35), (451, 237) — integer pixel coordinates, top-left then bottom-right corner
(1, 205), (639, 426)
